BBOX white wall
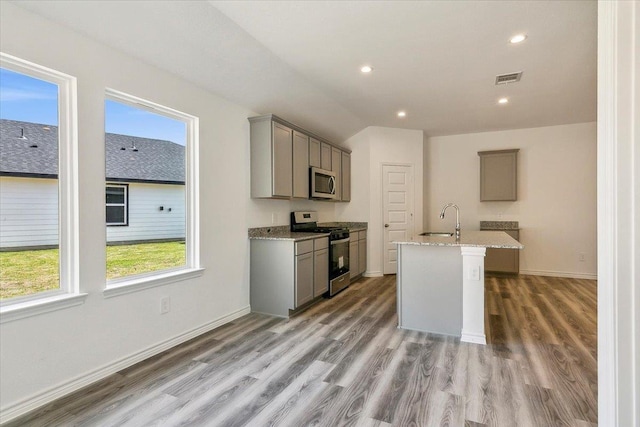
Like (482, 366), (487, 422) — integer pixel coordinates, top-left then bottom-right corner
(424, 122), (597, 279)
(0, 3), (338, 417)
(0, 177), (58, 248)
(336, 126), (424, 276)
(106, 183), (185, 243)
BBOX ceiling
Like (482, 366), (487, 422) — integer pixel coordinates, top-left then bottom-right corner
(11, 1), (597, 142)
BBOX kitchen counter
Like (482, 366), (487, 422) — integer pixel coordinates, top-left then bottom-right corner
(248, 226), (329, 241)
(396, 230), (521, 345)
(395, 230), (523, 249)
(318, 222), (368, 232)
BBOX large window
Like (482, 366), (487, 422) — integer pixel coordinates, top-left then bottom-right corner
(0, 53), (78, 305)
(104, 89), (199, 289)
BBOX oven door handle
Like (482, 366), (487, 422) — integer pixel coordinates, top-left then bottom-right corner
(331, 238), (350, 245)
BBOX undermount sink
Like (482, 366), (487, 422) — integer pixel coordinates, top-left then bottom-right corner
(420, 231), (454, 237)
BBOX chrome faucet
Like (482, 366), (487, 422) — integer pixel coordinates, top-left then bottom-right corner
(439, 203), (460, 239)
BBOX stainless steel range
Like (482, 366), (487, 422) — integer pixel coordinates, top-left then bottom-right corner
(291, 211), (350, 296)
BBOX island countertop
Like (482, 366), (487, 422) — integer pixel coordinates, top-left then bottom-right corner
(394, 230), (523, 249)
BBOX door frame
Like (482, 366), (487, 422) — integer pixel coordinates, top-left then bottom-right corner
(381, 162), (415, 275)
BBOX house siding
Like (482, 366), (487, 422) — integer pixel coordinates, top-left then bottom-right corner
(106, 182), (185, 243)
(0, 177), (59, 248)
(0, 177), (185, 249)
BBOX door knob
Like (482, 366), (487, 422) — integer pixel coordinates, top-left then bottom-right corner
(384, 224), (389, 228)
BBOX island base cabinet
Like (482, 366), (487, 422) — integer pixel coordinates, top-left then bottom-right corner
(397, 245), (462, 336)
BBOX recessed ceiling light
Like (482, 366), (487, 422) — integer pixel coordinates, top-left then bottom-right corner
(498, 98), (509, 104)
(360, 65), (373, 73)
(397, 111), (407, 117)
(510, 34), (527, 44)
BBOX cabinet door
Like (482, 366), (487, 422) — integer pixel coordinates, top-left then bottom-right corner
(293, 131), (309, 199)
(320, 143), (332, 170)
(331, 148), (342, 201)
(358, 238), (366, 275)
(272, 122), (293, 197)
(295, 252), (314, 307)
(341, 152), (351, 202)
(314, 248), (329, 297)
(349, 239), (359, 279)
(309, 138), (321, 168)
(479, 149), (518, 201)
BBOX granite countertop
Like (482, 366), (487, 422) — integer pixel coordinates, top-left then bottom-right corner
(395, 230), (524, 249)
(318, 222), (368, 232)
(479, 221), (519, 230)
(248, 226), (330, 241)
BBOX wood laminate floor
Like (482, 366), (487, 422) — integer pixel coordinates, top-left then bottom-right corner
(7, 274), (597, 427)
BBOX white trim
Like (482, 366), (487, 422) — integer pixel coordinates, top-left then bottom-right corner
(0, 304), (251, 424)
(0, 293), (88, 324)
(519, 270), (597, 280)
(597, 2), (618, 426)
(363, 271), (383, 278)
(103, 267), (204, 298)
(460, 330), (487, 345)
(0, 53), (80, 301)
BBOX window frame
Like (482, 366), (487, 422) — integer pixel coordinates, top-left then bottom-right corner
(105, 183), (129, 226)
(0, 53), (84, 320)
(103, 89), (201, 297)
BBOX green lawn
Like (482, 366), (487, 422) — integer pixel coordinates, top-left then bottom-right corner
(0, 241), (185, 300)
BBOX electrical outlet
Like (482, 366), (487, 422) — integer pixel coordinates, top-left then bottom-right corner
(578, 253), (586, 262)
(160, 297), (171, 314)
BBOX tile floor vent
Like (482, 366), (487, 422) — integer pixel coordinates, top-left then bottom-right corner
(495, 71), (523, 85)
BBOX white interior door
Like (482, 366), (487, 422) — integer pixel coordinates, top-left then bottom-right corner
(383, 164), (414, 274)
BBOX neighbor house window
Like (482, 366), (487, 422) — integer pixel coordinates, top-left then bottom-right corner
(0, 53), (79, 307)
(104, 89), (199, 290)
(106, 184), (128, 226)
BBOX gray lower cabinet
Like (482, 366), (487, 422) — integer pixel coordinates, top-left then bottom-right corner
(251, 236), (329, 317)
(349, 230), (367, 280)
(485, 229), (520, 273)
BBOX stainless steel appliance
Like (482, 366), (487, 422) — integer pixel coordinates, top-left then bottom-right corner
(291, 211), (350, 296)
(310, 167), (337, 200)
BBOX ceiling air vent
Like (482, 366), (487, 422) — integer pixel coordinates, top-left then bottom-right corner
(495, 71), (523, 85)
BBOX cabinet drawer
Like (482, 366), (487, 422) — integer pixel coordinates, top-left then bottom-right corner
(295, 239), (314, 255)
(358, 230), (367, 241)
(314, 237), (329, 251)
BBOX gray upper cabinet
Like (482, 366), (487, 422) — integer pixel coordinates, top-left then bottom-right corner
(341, 152), (351, 202)
(320, 142), (332, 170)
(331, 147), (342, 201)
(249, 114), (351, 201)
(309, 137), (321, 168)
(293, 131), (310, 199)
(250, 117), (292, 199)
(478, 149), (519, 201)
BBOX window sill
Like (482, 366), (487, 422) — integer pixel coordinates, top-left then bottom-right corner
(0, 293), (88, 324)
(103, 267), (205, 298)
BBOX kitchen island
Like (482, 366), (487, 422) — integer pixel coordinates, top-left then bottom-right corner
(395, 231), (523, 345)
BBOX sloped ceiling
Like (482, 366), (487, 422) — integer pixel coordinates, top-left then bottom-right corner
(10, 0), (596, 142)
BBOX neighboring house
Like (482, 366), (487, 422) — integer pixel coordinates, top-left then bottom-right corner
(0, 119), (185, 249)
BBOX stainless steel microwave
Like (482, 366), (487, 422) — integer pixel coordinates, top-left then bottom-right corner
(310, 167), (337, 199)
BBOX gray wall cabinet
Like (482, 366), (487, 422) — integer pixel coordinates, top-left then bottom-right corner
(293, 131), (310, 199)
(478, 149), (519, 201)
(341, 152), (351, 202)
(249, 114), (351, 202)
(250, 236), (329, 317)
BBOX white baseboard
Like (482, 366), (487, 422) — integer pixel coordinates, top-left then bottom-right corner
(461, 330), (487, 345)
(520, 269), (597, 280)
(363, 271), (383, 278)
(0, 305), (251, 424)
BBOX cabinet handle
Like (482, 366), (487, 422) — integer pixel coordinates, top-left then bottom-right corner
(329, 176), (336, 194)
(384, 224), (389, 228)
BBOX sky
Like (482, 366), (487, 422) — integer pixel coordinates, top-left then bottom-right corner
(0, 67), (186, 146)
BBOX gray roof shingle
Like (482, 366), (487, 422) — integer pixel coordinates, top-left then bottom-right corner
(0, 119), (185, 183)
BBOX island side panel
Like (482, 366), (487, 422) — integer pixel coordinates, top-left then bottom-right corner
(250, 239), (295, 317)
(461, 246), (487, 344)
(397, 244), (463, 336)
